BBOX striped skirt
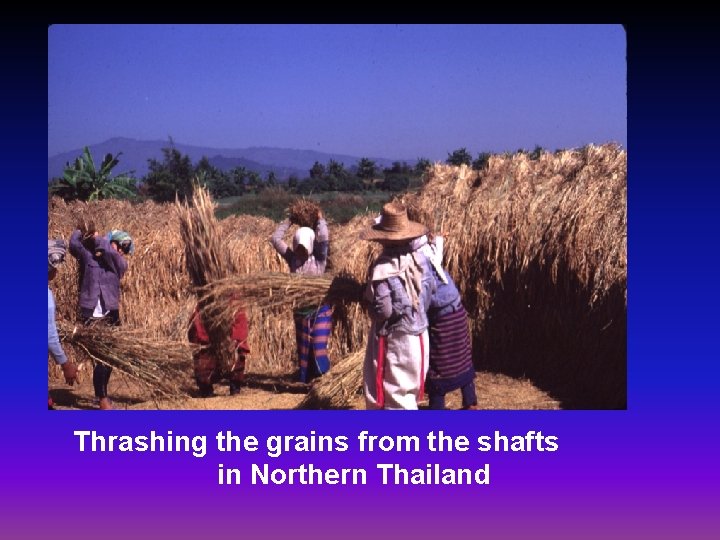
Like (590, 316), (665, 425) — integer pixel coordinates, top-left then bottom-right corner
(294, 305), (333, 383)
(426, 304), (475, 395)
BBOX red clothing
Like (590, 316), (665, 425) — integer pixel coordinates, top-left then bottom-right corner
(188, 307), (249, 385)
(188, 308), (249, 352)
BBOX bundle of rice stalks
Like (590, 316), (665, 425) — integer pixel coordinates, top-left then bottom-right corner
(175, 184), (236, 288)
(57, 320), (193, 397)
(199, 272), (363, 318)
(288, 198), (321, 227)
(298, 350), (364, 409)
(175, 184), (239, 375)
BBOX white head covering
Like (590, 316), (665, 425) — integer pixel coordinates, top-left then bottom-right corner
(293, 227), (315, 254)
(369, 248), (425, 310)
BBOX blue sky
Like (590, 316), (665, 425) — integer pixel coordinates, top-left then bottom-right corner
(48, 24), (626, 160)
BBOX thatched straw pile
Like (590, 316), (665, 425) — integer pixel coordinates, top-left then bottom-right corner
(408, 145), (627, 408)
(176, 186), (235, 288)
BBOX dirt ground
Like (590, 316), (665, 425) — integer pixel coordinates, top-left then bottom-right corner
(49, 366), (560, 411)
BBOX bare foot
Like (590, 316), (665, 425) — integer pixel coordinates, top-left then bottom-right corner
(99, 398), (113, 410)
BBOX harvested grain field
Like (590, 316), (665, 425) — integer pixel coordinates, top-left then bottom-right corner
(48, 144), (626, 410)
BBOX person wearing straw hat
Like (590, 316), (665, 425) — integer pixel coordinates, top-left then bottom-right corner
(48, 239), (78, 409)
(69, 220), (128, 410)
(410, 232), (478, 410)
(271, 207), (333, 383)
(360, 202), (435, 410)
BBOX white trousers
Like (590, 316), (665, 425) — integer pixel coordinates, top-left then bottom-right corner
(363, 323), (429, 410)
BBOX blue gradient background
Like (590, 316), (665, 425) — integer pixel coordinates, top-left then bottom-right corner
(1, 22), (717, 539)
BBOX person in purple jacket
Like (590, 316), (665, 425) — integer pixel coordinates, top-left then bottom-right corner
(69, 220), (128, 410)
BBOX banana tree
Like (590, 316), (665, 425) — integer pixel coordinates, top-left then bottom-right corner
(50, 147), (136, 201)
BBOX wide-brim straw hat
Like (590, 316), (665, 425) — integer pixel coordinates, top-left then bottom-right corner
(360, 202), (427, 242)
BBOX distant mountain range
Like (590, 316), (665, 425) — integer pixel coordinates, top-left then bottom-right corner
(47, 137), (406, 181)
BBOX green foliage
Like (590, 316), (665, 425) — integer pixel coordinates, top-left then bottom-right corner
(287, 175), (299, 191)
(309, 161), (325, 179)
(338, 175), (363, 192)
(529, 145), (543, 160)
(446, 147), (473, 166)
(144, 147), (194, 202)
(50, 147), (136, 201)
(472, 152), (491, 170)
(415, 158), (431, 175)
(266, 171), (278, 187)
(388, 161), (412, 175)
(245, 171), (263, 194)
(381, 175), (410, 192)
(194, 156), (230, 197)
(216, 187), (292, 222)
(326, 160), (347, 180)
(356, 158), (377, 179)
(209, 166), (246, 198)
(217, 191), (387, 225)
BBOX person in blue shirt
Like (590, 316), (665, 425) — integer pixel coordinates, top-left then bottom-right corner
(48, 239), (78, 409)
(360, 203), (435, 410)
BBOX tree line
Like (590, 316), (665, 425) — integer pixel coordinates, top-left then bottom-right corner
(48, 144), (547, 203)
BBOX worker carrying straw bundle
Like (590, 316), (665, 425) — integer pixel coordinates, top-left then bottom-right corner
(69, 220), (130, 410)
(271, 204), (333, 383)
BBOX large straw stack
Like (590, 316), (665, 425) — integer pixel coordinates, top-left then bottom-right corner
(303, 145), (626, 409)
(412, 145), (627, 408)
